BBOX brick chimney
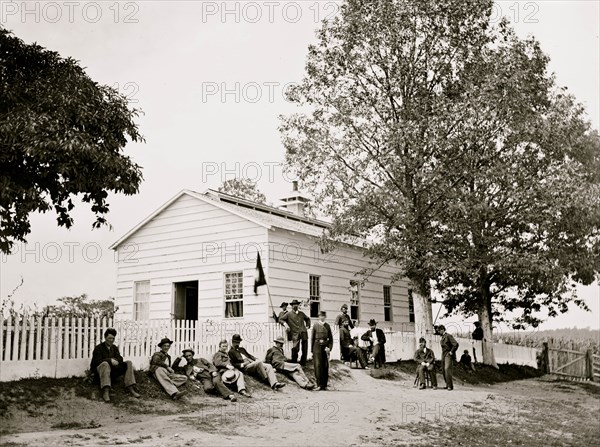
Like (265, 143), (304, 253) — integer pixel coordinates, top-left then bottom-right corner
(279, 181), (310, 216)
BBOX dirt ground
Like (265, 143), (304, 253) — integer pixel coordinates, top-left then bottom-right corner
(0, 361), (598, 447)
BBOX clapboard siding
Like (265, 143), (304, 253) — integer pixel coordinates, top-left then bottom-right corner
(267, 229), (411, 331)
(115, 195), (269, 322)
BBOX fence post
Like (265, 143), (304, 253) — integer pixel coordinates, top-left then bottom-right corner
(541, 342), (550, 374)
(585, 349), (593, 381)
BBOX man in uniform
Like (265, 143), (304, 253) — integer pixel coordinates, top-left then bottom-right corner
(311, 310), (333, 390)
(150, 337), (188, 400)
(279, 299), (311, 365)
(413, 337), (438, 389)
(277, 302), (289, 324)
(213, 339), (252, 398)
(173, 348), (237, 402)
(265, 336), (315, 390)
(340, 320), (366, 368)
(229, 334), (285, 390)
(438, 325), (459, 390)
(90, 328), (141, 402)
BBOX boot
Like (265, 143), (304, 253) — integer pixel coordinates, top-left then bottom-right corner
(127, 386), (141, 398)
(102, 387), (110, 402)
(171, 390), (187, 400)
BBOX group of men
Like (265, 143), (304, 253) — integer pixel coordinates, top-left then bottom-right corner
(90, 304), (462, 402)
(90, 323), (328, 403)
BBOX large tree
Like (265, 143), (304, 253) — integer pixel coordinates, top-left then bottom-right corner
(280, 0), (497, 337)
(279, 0), (600, 363)
(0, 28), (144, 254)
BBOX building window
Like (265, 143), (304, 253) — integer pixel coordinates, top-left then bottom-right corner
(225, 272), (244, 318)
(309, 274), (320, 318)
(133, 280), (150, 320)
(408, 289), (415, 323)
(383, 285), (392, 322)
(349, 280), (360, 321)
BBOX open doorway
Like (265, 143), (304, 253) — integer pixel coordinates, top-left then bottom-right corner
(173, 280), (198, 321)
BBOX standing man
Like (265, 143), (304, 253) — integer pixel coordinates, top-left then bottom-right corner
(277, 302), (289, 324)
(90, 328), (141, 402)
(471, 321), (484, 363)
(173, 348), (237, 402)
(229, 334), (285, 390)
(213, 339), (252, 398)
(361, 319), (387, 368)
(311, 310), (333, 391)
(150, 337), (188, 400)
(438, 325), (459, 390)
(334, 304), (354, 329)
(279, 299), (311, 365)
(265, 336), (315, 390)
(413, 337), (438, 390)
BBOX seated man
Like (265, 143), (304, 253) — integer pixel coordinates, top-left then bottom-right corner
(265, 336), (315, 390)
(361, 319), (386, 369)
(460, 349), (476, 372)
(173, 348), (237, 402)
(90, 328), (141, 402)
(414, 337), (438, 390)
(229, 334), (285, 390)
(340, 321), (367, 368)
(150, 337), (188, 400)
(213, 339), (252, 398)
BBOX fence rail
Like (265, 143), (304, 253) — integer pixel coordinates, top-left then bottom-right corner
(1, 316), (539, 382)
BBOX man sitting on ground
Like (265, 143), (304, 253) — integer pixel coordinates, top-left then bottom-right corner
(173, 348), (237, 402)
(460, 349), (475, 372)
(413, 337), (438, 390)
(150, 337), (188, 400)
(90, 328), (141, 402)
(229, 334), (285, 391)
(213, 339), (252, 398)
(265, 336), (315, 390)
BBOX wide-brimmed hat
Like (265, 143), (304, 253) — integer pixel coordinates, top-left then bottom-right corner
(280, 302), (288, 308)
(182, 348), (195, 356)
(222, 370), (237, 384)
(290, 299), (301, 305)
(368, 319), (377, 326)
(158, 337), (173, 347)
(232, 334), (242, 342)
(274, 336), (285, 344)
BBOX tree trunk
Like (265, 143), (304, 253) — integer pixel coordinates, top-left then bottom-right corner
(412, 285), (433, 342)
(477, 297), (498, 369)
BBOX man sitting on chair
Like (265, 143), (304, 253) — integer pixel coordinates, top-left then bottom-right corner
(414, 337), (438, 390)
(340, 320), (366, 368)
(361, 319), (386, 368)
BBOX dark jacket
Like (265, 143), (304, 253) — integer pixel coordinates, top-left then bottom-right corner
(361, 328), (386, 345)
(339, 326), (355, 349)
(228, 346), (257, 370)
(311, 321), (333, 352)
(414, 347), (435, 364)
(212, 351), (234, 371)
(280, 310), (311, 340)
(472, 327), (484, 341)
(265, 345), (288, 370)
(441, 333), (459, 357)
(90, 342), (124, 371)
(334, 313), (354, 329)
(149, 350), (172, 373)
(173, 356), (217, 380)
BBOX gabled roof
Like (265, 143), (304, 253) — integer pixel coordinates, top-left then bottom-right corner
(109, 189), (339, 250)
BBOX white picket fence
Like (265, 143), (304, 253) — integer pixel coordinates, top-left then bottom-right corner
(0, 316), (539, 381)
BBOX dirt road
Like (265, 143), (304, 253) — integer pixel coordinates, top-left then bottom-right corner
(1, 365), (598, 446)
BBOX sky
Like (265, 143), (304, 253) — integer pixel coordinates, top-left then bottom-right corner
(1, 1), (598, 331)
